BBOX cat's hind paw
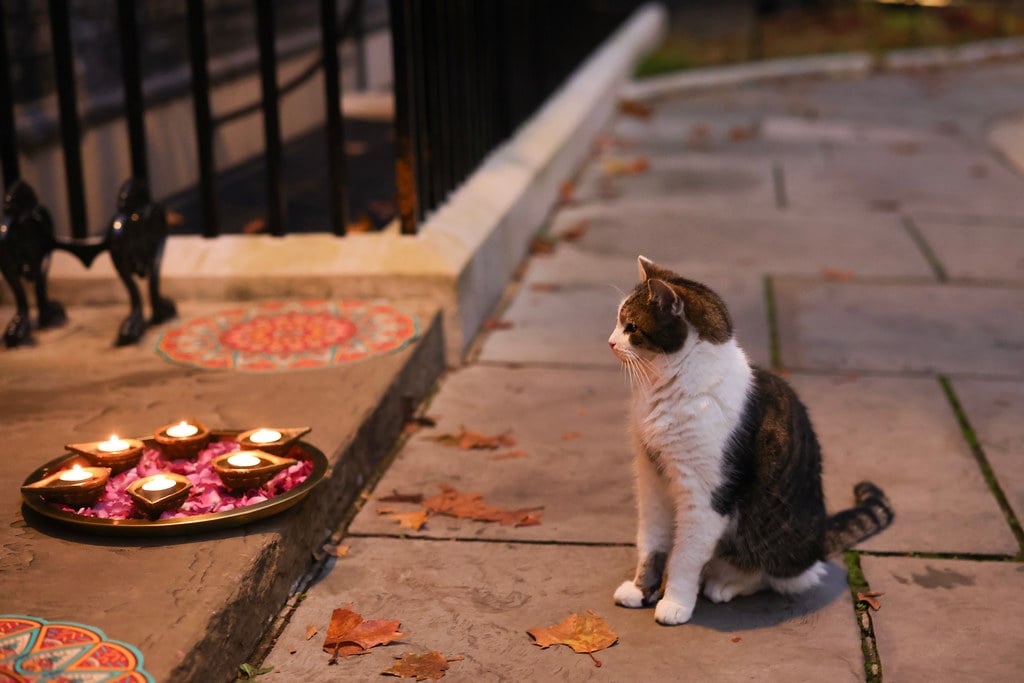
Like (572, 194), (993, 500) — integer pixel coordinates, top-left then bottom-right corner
(614, 580), (644, 608)
(654, 597), (693, 625)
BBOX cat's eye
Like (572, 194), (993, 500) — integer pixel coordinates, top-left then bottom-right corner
(623, 322), (637, 334)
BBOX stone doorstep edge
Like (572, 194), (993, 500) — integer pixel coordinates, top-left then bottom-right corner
(41, 3), (668, 367)
(623, 36), (1024, 102)
(164, 311), (445, 683)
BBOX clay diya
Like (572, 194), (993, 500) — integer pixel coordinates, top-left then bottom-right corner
(153, 420), (210, 459)
(126, 474), (192, 517)
(21, 464), (111, 508)
(212, 449), (298, 490)
(235, 426), (311, 456)
(65, 434), (145, 474)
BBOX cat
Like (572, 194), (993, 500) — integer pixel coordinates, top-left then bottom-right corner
(608, 255), (893, 626)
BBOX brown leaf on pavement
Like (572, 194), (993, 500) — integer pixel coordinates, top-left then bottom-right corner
(323, 606), (363, 652)
(561, 220), (589, 242)
(482, 318), (514, 331)
(345, 619), (406, 650)
(382, 652), (464, 680)
(493, 449), (528, 461)
(731, 636), (742, 643)
(305, 625), (319, 640)
(527, 610), (618, 667)
(322, 544), (350, 558)
(561, 431), (582, 441)
(618, 98), (653, 119)
(430, 427), (515, 450)
(379, 490), (425, 504)
(323, 605), (405, 661)
(422, 484), (543, 527)
(389, 509), (430, 531)
(857, 591), (885, 611)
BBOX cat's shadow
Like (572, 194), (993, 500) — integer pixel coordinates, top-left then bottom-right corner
(686, 561), (850, 632)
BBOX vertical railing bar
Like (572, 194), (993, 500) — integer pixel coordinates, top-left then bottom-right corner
(320, 0), (348, 236)
(410, 0), (429, 221)
(186, 0), (219, 237)
(0, 5), (21, 187)
(389, 0), (418, 234)
(353, 0), (367, 90)
(48, 0), (88, 240)
(423, 2), (442, 208)
(116, 0), (148, 182)
(435, 0), (452, 199)
(451, 0), (469, 185)
(255, 0), (285, 236)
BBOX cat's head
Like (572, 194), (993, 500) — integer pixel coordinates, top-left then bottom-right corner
(608, 256), (733, 370)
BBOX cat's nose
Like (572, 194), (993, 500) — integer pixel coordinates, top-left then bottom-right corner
(608, 341), (616, 350)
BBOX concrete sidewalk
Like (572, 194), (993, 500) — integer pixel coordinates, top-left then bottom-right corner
(263, 61), (1024, 680)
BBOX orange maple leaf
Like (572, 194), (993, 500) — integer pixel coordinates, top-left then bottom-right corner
(382, 652), (464, 680)
(527, 610), (618, 667)
(323, 605), (405, 661)
(389, 509), (430, 531)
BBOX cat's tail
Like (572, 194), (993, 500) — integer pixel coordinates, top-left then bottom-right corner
(824, 482), (894, 554)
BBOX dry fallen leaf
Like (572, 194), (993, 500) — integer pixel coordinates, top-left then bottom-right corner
(430, 427), (515, 451)
(323, 605), (405, 662)
(561, 220), (589, 242)
(482, 318), (514, 331)
(857, 590), (885, 611)
(561, 431), (582, 441)
(527, 610), (618, 667)
(377, 507), (399, 515)
(618, 98), (653, 119)
(422, 484), (543, 527)
(305, 625), (318, 640)
(731, 636), (742, 643)
(382, 652), (464, 681)
(389, 509), (430, 531)
(289, 648), (297, 655)
(322, 544), (350, 558)
(493, 449), (528, 461)
(379, 490), (425, 504)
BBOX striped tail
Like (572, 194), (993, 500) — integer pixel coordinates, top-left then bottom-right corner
(824, 482), (894, 554)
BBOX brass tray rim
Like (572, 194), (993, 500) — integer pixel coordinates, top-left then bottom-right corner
(20, 429), (328, 537)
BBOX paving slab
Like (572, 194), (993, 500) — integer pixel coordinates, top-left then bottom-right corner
(861, 556), (1024, 682)
(265, 537), (864, 682)
(0, 299), (444, 683)
(348, 365), (636, 543)
(789, 374), (1019, 555)
(547, 202), (933, 279)
(950, 378), (1024, 529)
(774, 279), (1024, 378)
(913, 216), (1024, 282)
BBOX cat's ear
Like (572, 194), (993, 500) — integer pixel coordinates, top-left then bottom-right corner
(638, 255), (656, 282)
(647, 278), (684, 315)
(638, 255), (674, 283)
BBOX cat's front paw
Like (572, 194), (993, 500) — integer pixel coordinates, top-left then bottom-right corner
(614, 580), (644, 608)
(654, 597), (693, 626)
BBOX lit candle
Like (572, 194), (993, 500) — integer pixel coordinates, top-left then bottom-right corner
(248, 429), (282, 444)
(165, 421), (199, 438)
(141, 476), (177, 492)
(227, 452), (262, 468)
(97, 434), (130, 453)
(58, 465), (93, 482)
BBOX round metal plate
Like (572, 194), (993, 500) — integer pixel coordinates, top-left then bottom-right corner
(20, 431), (328, 537)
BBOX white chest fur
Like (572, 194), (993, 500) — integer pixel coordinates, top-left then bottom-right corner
(631, 340), (753, 489)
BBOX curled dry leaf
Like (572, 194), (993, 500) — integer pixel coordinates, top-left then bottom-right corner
(430, 427), (516, 451)
(857, 590), (885, 611)
(382, 652), (464, 681)
(305, 625), (318, 640)
(527, 610), (618, 667)
(482, 319), (514, 331)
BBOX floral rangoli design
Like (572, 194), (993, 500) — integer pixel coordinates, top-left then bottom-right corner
(155, 300), (418, 372)
(0, 615), (154, 682)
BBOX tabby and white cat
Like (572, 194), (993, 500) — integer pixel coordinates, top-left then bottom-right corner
(608, 256), (893, 625)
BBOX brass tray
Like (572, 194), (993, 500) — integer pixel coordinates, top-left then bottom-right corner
(20, 430), (327, 537)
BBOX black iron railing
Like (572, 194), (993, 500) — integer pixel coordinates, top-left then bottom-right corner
(0, 0), (637, 347)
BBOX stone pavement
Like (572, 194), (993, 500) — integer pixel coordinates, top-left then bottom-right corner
(263, 62), (1024, 681)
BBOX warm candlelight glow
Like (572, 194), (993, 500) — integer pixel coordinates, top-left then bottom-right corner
(97, 435), (131, 453)
(227, 452), (262, 468)
(248, 429), (282, 444)
(141, 476), (177, 492)
(165, 421), (199, 438)
(58, 465), (93, 482)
